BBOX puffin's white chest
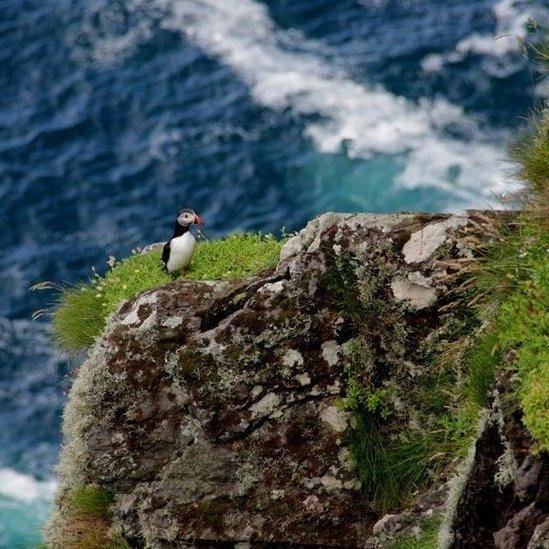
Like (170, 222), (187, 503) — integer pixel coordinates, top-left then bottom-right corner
(167, 232), (196, 273)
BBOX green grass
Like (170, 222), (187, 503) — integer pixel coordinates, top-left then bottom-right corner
(52, 233), (283, 352)
(511, 112), (549, 194)
(500, 279), (549, 450)
(67, 485), (114, 518)
(461, 331), (499, 409)
(464, 101), (548, 451)
(55, 485), (132, 549)
(472, 220), (549, 450)
(347, 415), (442, 513)
(389, 516), (440, 549)
(511, 32), (548, 195)
(345, 366), (480, 513)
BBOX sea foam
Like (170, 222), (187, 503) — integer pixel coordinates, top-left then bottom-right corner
(0, 468), (56, 503)
(422, 0), (548, 74)
(160, 0), (517, 205)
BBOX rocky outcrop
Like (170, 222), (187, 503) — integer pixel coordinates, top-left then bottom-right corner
(47, 212), (547, 548)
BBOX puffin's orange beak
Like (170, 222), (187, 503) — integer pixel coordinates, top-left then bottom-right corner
(194, 214), (204, 225)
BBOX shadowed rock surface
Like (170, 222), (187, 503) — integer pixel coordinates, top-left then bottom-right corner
(450, 374), (549, 549)
(46, 212), (547, 548)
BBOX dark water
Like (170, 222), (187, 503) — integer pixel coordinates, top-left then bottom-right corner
(0, 0), (546, 544)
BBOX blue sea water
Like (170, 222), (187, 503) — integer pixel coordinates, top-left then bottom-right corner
(0, 0), (547, 545)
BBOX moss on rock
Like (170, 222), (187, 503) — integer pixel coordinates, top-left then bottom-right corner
(52, 233), (283, 352)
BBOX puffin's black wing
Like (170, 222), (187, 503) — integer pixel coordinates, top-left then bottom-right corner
(161, 241), (170, 271)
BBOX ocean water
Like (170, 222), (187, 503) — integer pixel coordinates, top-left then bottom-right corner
(0, 0), (547, 545)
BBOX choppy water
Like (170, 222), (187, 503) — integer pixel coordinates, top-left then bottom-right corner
(0, 0), (547, 545)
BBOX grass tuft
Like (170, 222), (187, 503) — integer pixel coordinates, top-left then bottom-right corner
(68, 485), (114, 518)
(54, 485), (132, 549)
(461, 331), (499, 408)
(52, 233), (283, 352)
(389, 516), (441, 549)
(511, 111), (549, 195)
(347, 415), (441, 513)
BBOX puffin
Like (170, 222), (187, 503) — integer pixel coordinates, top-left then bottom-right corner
(162, 208), (204, 274)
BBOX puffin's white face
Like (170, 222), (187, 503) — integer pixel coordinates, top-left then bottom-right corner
(177, 209), (204, 226)
(177, 211), (196, 226)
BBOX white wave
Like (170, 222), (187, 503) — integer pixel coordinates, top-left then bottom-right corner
(71, 0), (521, 205)
(156, 0), (515, 205)
(0, 469), (56, 503)
(422, 0), (548, 73)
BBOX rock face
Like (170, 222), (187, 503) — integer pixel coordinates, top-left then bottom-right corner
(449, 374), (549, 549)
(48, 212), (546, 548)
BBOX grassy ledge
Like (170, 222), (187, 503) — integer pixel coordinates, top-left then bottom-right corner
(52, 233), (283, 353)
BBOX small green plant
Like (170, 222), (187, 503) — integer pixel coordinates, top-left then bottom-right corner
(324, 251), (395, 332)
(347, 415), (442, 513)
(339, 338), (393, 419)
(389, 515), (441, 549)
(364, 387), (393, 419)
(51, 233), (283, 352)
(68, 485), (113, 518)
(53, 485), (132, 549)
(461, 331), (499, 408)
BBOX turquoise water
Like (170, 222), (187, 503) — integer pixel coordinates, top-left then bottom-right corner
(0, 468), (56, 547)
(0, 495), (52, 548)
(0, 0), (547, 544)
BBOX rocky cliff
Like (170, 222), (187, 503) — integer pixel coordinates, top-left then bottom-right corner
(46, 212), (548, 548)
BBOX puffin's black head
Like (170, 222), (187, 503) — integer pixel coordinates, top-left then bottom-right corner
(176, 208), (204, 226)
